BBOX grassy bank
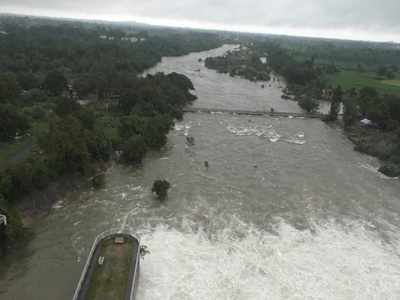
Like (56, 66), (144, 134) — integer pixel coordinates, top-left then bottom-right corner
(326, 71), (400, 95)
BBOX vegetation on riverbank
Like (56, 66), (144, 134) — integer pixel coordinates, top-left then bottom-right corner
(204, 37), (400, 177)
(0, 15), (222, 252)
(341, 87), (400, 177)
(346, 125), (400, 176)
(152, 179), (171, 201)
(205, 46), (271, 81)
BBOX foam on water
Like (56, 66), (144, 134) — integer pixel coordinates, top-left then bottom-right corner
(226, 125), (308, 145)
(137, 219), (400, 300)
(174, 124), (186, 131)
(52, 200), (64, 209)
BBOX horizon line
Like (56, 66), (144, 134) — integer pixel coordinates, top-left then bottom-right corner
(1, 11), (399, 45)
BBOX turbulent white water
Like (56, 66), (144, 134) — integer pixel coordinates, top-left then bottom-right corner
(1, 45), (400, 300)
(138, 219), (400, 300)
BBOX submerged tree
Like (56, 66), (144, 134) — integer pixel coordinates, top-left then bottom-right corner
(121, 134), (147, 164)
(152, 180), (170, 201)
(327, 86), (343, 122)
(298, 96), (319, 113)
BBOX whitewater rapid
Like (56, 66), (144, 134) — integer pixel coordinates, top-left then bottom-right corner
(138, 219), (400, 300)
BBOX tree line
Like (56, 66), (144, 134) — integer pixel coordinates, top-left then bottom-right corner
(0, 16), (221, 250)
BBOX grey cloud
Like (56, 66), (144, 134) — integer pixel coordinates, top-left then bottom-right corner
(1, 0), (400, 41)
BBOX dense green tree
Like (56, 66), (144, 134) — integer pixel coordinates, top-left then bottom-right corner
(343, 97), (359, 127)
(121, 134), (147, 163)
(377, 66), (388, 77)
(119, 115), (148, 140)
(384, 95), (400, 123)
(73, 75), (97, 98)
(0, 73), (19, 102)
(386, 71), (395, 79)
(19, 88), (48, 105)
(152, 179), (170, 201)
(358, 87), (378, 116)
(54, 97), (80, 116)
(43, 71), (67, 96)
(86, 126), (112, 162)
(298, 96), (319, 113)
(143, 114), (173, 149)
(17, 72), (40, 91)
(327, 86), (343, 121)
(0, 161), (38, 202)
(0, 104), (30, 142)
(41, 116), (90, 174)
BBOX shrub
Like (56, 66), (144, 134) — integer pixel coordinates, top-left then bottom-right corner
(298, 97), (319, 113)
(152, 180), (170, 201)
(379, 163), (400, 178)
(92, 173), (106, 189)
(121, 134), (147, 164)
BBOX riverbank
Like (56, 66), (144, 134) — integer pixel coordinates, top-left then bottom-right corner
(345, 125), (400, 177)
(0, 74), (198, 260)
(2, 43), (400, 300)
(0, 167), (102, 259)
(204, 43), (400, 178)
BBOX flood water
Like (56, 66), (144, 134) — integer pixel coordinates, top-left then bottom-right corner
(1, 45), (400, 299)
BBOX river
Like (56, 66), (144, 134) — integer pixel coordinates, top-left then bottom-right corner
(1, 45), (400, 299)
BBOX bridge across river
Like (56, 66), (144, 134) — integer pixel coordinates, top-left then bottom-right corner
(183, 107), (326, 119)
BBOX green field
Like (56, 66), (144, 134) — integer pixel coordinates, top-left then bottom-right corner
(326, 71), (400, 95)
(382, 79), (400, 88)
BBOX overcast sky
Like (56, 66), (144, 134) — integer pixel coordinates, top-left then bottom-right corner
(1, 0), (400, 42)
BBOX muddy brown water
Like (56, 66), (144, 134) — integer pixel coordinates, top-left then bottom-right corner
(1, 45), (400, 300)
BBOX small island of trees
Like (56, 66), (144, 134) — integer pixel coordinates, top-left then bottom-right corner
(152, 180), (171, 201)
